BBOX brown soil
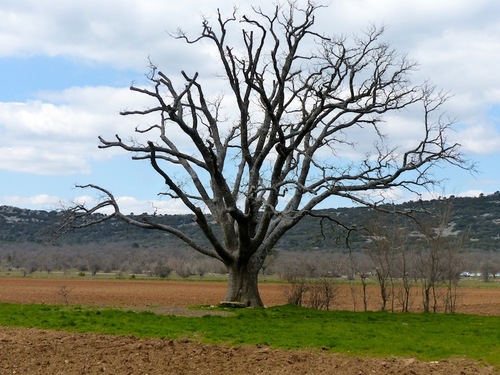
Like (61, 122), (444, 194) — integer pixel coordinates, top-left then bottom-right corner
(0, 277), (499, 374)
(0, 277), (498, 314)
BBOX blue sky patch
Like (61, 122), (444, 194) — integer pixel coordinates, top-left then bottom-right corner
(0, 56), (136, 101)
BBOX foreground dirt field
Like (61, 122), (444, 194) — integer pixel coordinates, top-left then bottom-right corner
(1, 326), (497, 375)
(0, 277), (499, 374)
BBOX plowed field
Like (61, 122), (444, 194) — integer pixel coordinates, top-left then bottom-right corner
(0, 277), (498, 315)
(0, 277), (498, 374)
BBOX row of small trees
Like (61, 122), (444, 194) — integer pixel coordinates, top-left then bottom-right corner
(279, 247), (498, 314)
(0, 240), (498, 313)
(0, 242), (226, 279)
(360, 210), (464, 313)
(277, 204), (500, 313)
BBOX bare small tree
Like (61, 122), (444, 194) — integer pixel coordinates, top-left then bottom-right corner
(58, 285), (72, 305)
(175, 256), (194, 278)
(413, 201), (464, 313)
(480, 254), (500, 282)
(440, 229), (466, 313)
(307, 277), (338, 310)
(345, 251), (372, 311)
(56, 1), (467, 306)
(395, 241), (414, 313)
(154, 258), (172, 279)
(365, 217), (399, 311)
(365, 214), (418, 312)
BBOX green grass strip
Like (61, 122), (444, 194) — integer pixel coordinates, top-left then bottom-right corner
(0, 303), (498, 366)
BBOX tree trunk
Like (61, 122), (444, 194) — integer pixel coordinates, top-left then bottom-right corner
(423, 286), (431, 313)
(225, 260), (263, 307)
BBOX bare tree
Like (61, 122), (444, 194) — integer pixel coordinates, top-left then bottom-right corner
(480, 254), (500, 282)
(365, 216), (399, 311)
(395, 240), (414, 313)
(174, 256), (195, 278)
(57, 2), (466, 306)
(413, 201), (465, 312)
(154, 258), (172, 279)
(307, 277), (338, 310)
(345, 251), (372, 312)
(365, 214), (421, 312)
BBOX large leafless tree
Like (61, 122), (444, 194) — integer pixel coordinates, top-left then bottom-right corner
(61, 2), (466, 306)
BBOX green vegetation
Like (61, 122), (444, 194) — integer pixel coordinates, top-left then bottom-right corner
(0, 303), (498, 366)
(2, 192), (500, 252)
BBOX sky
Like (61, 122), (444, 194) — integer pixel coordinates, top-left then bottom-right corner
(1, 0), (499, 215)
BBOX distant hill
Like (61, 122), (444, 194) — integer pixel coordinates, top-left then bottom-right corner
(1, 192), (499, 252)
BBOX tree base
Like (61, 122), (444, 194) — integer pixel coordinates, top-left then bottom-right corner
(218, 301), (247, 308)
(225, 260), (264, 307)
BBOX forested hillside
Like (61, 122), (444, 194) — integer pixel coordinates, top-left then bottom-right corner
(1, 192), (499, 252)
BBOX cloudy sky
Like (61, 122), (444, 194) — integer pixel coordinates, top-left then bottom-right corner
(1, 0), (499, 214)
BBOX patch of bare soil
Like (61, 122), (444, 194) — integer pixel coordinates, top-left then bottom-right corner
(0, 327), (497, 375)
(0, 278), (499, 374)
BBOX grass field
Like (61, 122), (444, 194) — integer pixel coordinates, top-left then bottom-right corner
(0, 303), (498, 366)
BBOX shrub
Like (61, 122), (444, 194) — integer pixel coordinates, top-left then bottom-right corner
(285, 277), (338, 310)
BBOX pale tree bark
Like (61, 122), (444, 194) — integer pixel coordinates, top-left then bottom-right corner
(57, 1), (468, 306)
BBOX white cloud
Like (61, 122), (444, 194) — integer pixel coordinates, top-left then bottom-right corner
(0, 0), (230, 71)
(323, 1), (500, 161)
(454, 124), (500, 155)
(72, 193), (193, 215)
(457, 190), (486, 198)
(0, 89), (123, 175)
(116, 196), (195, 215)
(413, 26), (500, 95)
(0, 85), (176, 175)
(1, 194), (63, 209)
(0, 192), (195, 214)
(0, 146), (92, 175)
